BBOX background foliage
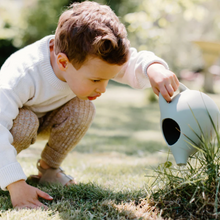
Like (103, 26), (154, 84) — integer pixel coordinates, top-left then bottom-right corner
(0, 0), (220, 73)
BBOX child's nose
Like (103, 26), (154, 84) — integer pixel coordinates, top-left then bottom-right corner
(96, 82), (108, 94)
(96, 86), (106, 94)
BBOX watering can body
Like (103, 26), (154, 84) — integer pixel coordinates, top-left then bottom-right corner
(159, 83), (220, 166)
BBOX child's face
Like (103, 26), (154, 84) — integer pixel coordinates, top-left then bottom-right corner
(62, 56), (123, 100)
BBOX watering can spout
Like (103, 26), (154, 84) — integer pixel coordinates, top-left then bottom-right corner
(170, 146), (189, 166)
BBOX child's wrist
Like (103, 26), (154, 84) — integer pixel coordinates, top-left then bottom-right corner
(7, 179), (26, 192)
(147, 62), (166, 75)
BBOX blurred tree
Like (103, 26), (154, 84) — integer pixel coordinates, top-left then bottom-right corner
(0, 39), (17, 67)
(20, 0), (74, 47)
(0, 0), (24, 67)
(1, 0), (220, 84)
(100, 0), (136, 18)
(20, 0), (134, 47)
(0, 0), (22, 41)
(122, 0), (220, 74)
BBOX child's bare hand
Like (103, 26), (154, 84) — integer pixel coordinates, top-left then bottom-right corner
(147, 63), (179, 102)
(7, 180), (53, 209)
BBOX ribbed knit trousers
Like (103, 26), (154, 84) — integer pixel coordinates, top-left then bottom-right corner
(10, 97), (96, 168)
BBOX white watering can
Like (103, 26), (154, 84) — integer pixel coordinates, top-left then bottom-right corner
(159, 83), (220, 166)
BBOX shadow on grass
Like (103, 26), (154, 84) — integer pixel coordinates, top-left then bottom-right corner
(74, 99), (165, 156)
(39, 181), (159, 219)
(0, 181), (161, 219)
(74, 137), (166, 156)
(93, 103), (160, 131)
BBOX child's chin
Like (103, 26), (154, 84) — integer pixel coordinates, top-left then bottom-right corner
(77, 96), (87, 100)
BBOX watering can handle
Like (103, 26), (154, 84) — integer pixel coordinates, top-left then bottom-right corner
(179, 82), (188, 92)
(159, 82), (188, 104)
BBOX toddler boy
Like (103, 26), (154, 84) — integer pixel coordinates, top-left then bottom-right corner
(0, 1), (179, 209)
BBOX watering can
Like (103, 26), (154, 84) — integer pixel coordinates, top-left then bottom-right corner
(159, 83), (220, 166)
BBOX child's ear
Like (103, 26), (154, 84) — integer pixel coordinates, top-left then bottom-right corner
(57, 53), (69, 70)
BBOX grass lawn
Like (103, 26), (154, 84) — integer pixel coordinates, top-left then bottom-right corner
(1, 81), (220, 219)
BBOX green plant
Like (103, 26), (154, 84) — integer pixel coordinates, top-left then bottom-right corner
(147, 110), (220, 219)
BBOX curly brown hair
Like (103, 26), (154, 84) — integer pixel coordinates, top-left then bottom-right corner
(54, 1), (130, 68)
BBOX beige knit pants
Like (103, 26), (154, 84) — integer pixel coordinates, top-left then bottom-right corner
(10, 97), (96, 168)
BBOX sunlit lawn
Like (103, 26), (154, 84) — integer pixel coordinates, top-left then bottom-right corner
(1, 80), (219, 219)
(20, 82), (169, 188)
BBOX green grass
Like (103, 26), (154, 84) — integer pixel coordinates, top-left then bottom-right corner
(2, 81), (220, 219)
(147, 96), (220, 219)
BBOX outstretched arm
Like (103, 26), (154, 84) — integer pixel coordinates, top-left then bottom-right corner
(112, 47), (179, 98)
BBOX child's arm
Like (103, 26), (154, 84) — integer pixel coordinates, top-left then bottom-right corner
(0, 88), (52, 208)
(0, 75), (52, 208)
(112, 47), (179, 101)
(7, 180), (53, 209)
(147, 63), (179, 102)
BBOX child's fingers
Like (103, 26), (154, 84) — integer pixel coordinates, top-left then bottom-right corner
(37, 189), (53, 201)
(33, 200), (49, 210)
(16, 202), (48, 210)
(171, 75), (180, 92)
(152, 87), (159, 96)
(160, 86), (172, 102)
(163, 74), (179, 98)
(175, 75), (180, 87)
(165, 84), (175, 97)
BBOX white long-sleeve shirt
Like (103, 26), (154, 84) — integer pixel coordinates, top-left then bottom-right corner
(0, 35), (168, 190)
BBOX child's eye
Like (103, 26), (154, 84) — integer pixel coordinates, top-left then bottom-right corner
(93, 80), (100, 82)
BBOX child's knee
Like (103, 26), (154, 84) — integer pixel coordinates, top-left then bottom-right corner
(48, 98), (96, 136)
(10, 108), (39, 153)
(69, 98), (96, 124)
